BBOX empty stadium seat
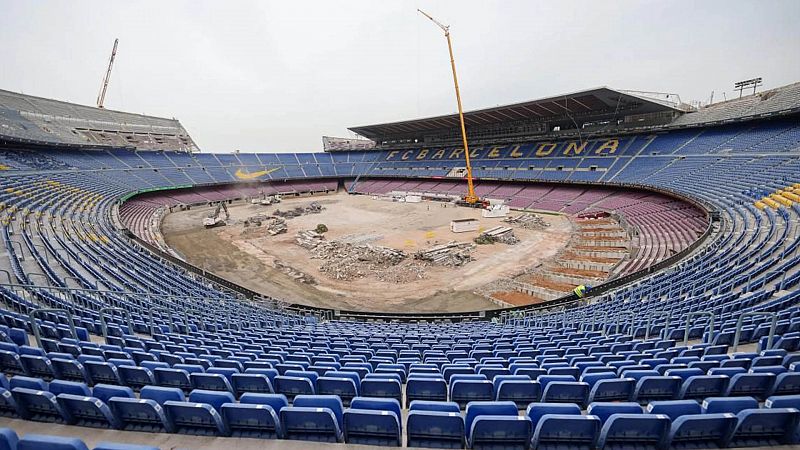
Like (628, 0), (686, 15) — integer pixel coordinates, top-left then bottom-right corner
(597, 413), (670, 450)
(163, 400), (228, 436)
(221, 402), (282, 439)
(406, 410), (464, 449)
(56, 393), (117, 428)
(531, 414), (600, 450)
(280, 406), (344, 443)
(344, 408), (401, 446)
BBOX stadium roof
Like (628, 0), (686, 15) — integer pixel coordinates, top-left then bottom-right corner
(349, 87), (684, 141)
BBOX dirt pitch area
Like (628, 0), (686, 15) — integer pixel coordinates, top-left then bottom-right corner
(162, 192), (573, 313)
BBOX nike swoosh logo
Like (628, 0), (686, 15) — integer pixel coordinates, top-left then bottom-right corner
(234, 167), (281, 180)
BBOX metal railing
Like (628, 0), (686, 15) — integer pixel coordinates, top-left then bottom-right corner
(99, 307), (134, 338)
(683, 311), (714, 345)
(29, 308), (77, 347)
(732, 312), (777, 352)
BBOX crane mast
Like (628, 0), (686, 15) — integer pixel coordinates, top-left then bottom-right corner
(417, 9), (479, 204)
(96, 38), (118, 109)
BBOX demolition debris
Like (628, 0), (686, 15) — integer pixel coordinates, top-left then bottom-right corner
(474, 226), (519, 245)
(414, 241), (475, 267)
(274, 202), (324, 219)
(503, 213), (550, 230)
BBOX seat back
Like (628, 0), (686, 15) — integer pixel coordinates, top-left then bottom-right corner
(279, 406), (342, 443)
(532, 414), (600, 450)
(406, 410), (464, 449)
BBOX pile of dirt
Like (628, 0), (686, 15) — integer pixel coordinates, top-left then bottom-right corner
(414, 241), (475, 267)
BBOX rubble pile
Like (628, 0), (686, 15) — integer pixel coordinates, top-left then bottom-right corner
(414, 241), (475, 267)
(295, 230), (325, 249)
(503, 213), (550, 230)
(274, 202), (324, 219)
(474, 226), (519, 245)
(294, 230), (426, 282)
(266, 217), (287, 235)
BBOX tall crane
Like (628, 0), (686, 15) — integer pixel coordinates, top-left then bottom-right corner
(96, 38), (118, 109)
(417, 9), (480, 205)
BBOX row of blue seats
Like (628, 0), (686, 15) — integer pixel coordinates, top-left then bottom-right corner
(0, 427), (155, 450)
(6, 374), (800, 449)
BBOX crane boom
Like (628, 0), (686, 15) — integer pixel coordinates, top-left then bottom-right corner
(417, 9), (479, 204)
(96, 38), (118, 109)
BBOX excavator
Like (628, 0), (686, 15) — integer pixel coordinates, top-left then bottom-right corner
(203, 202), (230, 228)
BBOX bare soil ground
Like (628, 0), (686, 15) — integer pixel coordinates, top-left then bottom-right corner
(162, 192), (573, 313)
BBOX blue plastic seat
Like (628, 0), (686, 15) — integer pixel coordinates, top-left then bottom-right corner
(239, 392), (289, 412)
(361, 378), (401, 402)
(293, 395), (344, 429)
(597, 413), (670, 450)
(17, 434), (89, 450)
(92, 442), (159, 450)
(188, 389), (235, 413)
(20, 355), (55, 380)
(350, 397), (402, 421)
(317, 376), (358, 406)
(230, 373), (273, 398)
(765, 394), (800, 409)
(725, 408), (800, 447)
(153, 368), (192, 392)
(11, 387), (66, 423)
(164, 400), (228, 436)
(92, 384), (134, 404)
(725, 373), (775, 400)
(678, 375), (729, 400)
(541, 381), (589, 406)
(768, 372), (800, 396)
(409, 400), (462, 413)
(85, 361), (121, 385)
(702, 396), (758, 415)
(56, 393), (117, 428)
(633, 376), (681, 403)
(0, 428), (17, 450)
(0, 388), (18, 417)
(666, 413), (737, 449)
(109, 397), (173, 433)
(280, 406), (344, 442)
(407, 377), (447, 407)
(344, 408), (401, 446)
(531, 414), (600, 450)
(464, 401), (518, 434)
(469, 415), (532, 449)
(407, 410), (465, 449)
(495, 379), (541, 408)
(117, 366), (154, 391)
(588, 378), (635, 403)
(274, 375), (315, 400)
(586, 402), (642, 424)
(645, 400), (701, 421)
(450, 380), (494, 408)
(190, 372), (233, 392)
(49, 380), (91, 397)
(9, 376), (47, 391)
(221, 402), (282, 439)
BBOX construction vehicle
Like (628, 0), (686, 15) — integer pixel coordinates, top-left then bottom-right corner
(203, 202), (230, 228)
(418, 9), (480, 206)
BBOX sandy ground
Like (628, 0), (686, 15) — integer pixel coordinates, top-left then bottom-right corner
(162, 192), (573, 313)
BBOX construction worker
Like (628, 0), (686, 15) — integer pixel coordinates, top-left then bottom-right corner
(574, 284), (592, 298)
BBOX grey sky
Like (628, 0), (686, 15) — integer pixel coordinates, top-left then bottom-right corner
(1, 0), (798, 153)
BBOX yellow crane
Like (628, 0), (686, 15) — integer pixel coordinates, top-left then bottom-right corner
(417, 9), (480, 205)
(96, 38), (119, 109)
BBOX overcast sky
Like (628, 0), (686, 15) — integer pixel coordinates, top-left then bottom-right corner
(1, 0), (798, 153)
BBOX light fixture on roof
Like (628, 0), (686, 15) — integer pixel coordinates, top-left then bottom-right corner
(734, 78), (763, 98)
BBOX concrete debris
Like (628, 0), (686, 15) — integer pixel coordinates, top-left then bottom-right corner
(274, 259), (316, 284)
(503, 213), (550, 230)
(266, 217), (287, 235)
(295, 230), (325, 249)
(475, 226), (519, 245)
(294, 231), (426, 283)
(274, 202), (324, 219)
(243, 214), (269, 227)
(414, 241), (475, 267)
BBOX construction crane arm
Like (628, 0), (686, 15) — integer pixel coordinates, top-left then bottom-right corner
(417, 9), (449, 34)
(96, 38), (118, 109)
